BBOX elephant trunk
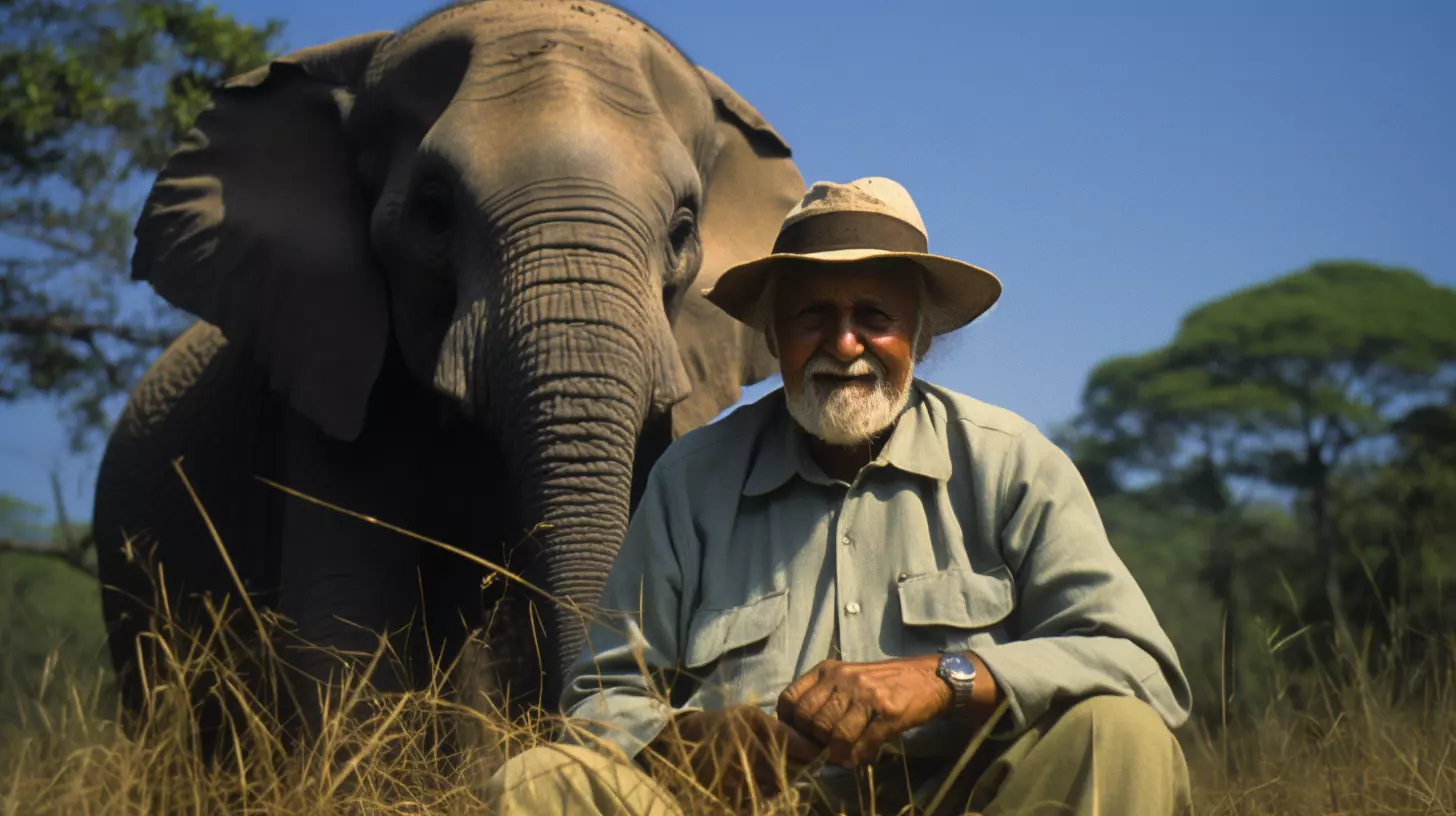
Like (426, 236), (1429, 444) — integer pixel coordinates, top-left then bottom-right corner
(484, 239), (663, 702)
(520, 413), (637, 696)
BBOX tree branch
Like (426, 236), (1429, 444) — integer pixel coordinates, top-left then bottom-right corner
(0, 536), (97, 578)
(0, 314), (174, 348)
(82, 331), (129, 390)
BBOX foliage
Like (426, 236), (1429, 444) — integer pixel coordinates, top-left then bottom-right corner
(1325, 398), (1456, 671)
(1078, 261), (1456, 494)
(1102, 493), (1297, 723)
(0, 0), (282, 450)
(0, 493), (107, 730)
(1074, 260), (1456, 657)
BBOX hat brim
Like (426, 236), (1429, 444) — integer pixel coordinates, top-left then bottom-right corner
(702, 248), (1002, 335)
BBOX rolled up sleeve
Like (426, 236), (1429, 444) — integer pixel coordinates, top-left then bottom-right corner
(559, 463), (693, 759)
(970, 433), (1193, 735)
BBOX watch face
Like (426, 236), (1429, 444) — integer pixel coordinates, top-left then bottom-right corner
(938, 653), (976, 681)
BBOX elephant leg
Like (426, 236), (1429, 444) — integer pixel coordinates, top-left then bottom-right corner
(272, 404), (431, 735)
(93, 323), (284, 757)
(408, 421), (521, 712)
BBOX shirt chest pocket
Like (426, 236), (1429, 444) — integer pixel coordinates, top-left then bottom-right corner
(897, 565), (1015, 653)
(683, 590), (790, 708)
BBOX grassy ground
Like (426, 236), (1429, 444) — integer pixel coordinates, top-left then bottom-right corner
(1181, 639), (1456, 815)
(3, 520), (1453, 815)
(3, 603), (1454, 816)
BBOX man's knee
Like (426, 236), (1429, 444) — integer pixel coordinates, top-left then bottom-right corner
(486, 744), (611, 810)
(497, 743), (610, 782)
(486, 743), (679, 816)
(1054, 694), (1173, 745)
(978, 696), (1191, 814)
(1047, 695), (1190, 796)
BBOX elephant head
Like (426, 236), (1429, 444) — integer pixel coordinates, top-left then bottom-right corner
(131, 1), (800, 693)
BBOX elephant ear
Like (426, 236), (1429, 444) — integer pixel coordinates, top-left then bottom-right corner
(671, 67), (803, 437)
(132, 32), (392, 442)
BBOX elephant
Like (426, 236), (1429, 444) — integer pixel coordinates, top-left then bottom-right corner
(92, 0), (802, 738)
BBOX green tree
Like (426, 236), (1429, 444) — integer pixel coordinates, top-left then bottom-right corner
(1075, 261), (1456, 658)
(0, 492), (107, 731)
(1330, 396), (1456, 671)
(0, 0), (281, 450)
(1096, 490), (1299, 729)
(0, 475), (94, 575)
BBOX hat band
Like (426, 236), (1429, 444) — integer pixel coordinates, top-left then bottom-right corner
(771, 211), (929, 255)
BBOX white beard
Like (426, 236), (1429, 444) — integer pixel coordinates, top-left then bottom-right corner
(785, 353), (913, 446)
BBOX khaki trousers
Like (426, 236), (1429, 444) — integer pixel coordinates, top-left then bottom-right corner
(484, 695), (1192, 815)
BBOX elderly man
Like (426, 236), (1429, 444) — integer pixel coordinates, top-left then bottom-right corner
(487, 178), (1193, 815)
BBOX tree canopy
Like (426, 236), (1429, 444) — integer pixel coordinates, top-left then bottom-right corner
(1078, 261), (1456, 496)
(1075, 260), (1456, 670)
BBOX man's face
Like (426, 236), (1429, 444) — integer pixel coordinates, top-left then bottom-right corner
(771, 261), (921, 445)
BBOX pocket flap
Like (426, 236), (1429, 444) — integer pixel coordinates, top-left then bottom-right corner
(684, 590), (788, 669)
(898, 565), (1014, 629)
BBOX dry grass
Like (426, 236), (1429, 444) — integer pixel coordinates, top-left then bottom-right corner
(3, 481), (1453, 814)
(0, 600), (821, 815)
(5, 606), (1455, 815)
(1184, 632), (1456, 815)
(0, 609), (530, 814)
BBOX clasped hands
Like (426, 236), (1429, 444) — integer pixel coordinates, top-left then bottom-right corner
(649, 653), (958, 802)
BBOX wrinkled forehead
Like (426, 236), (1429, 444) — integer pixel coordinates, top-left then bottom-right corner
(374, 1), (711, 126)
(391, 1), (677, 59)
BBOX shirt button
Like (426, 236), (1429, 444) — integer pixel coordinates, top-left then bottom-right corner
(845, 602), (861, 615)
(897, 572), (908, 582)
(841, 534), (852, 546)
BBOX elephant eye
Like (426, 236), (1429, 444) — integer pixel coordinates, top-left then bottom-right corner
(666, 206), (695, 260)
(666, 205), (698, 294)
(413, 178), (456, 236)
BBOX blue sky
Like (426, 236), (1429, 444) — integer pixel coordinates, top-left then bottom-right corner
(2, 0), (1453, 515)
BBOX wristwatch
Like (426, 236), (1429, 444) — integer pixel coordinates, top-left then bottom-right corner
(936, 650), (977, 717)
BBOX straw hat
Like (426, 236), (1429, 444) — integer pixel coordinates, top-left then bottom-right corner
(702, 177), (1002, 335)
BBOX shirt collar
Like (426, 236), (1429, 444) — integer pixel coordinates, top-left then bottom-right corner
(741, 380), (951, 497)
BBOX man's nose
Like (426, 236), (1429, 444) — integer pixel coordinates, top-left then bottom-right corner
(824, 315), (864, 362)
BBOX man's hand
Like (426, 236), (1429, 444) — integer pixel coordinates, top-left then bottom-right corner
(646, 705), (822, 806)
(776, 655), (953, 768)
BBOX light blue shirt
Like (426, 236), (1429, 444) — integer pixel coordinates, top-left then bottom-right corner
(562, 380), (1192, 760)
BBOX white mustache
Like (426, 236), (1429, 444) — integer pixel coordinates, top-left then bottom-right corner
(802, 354), (885, 381)
(787, 351), (910, 446)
